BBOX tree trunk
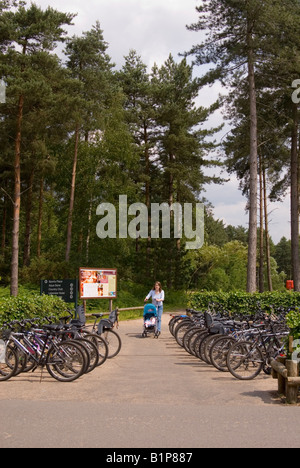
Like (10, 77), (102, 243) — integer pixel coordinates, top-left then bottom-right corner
(263, 165), (273, 292)
(1, 182), (7, 259)
(144, 122), (152, 260)
(259, 155), (264, 293)
(37, 175), (44, 258)
(23, 168), (34, 267)
(65, 123), (80, 262)
(86, 200), (93, 264)
(290, 102), (300, 291)
(168, 152), (174, 289)
(246, 30), (258, 293)
(11, 94), (24, 297)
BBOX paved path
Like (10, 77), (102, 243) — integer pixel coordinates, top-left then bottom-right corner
(0, 314), (300, 448)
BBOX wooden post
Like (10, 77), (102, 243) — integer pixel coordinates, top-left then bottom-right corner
(286, 360), (299, 405)
(277, 357), (287, 396)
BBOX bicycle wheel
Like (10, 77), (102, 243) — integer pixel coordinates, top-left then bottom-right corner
(183, 326), (204, 354)
(76, 338), (99, 373)
(82, 333), (108, 366)
(195, 332), (210, 359)
(175, 321), (193, 347)
(46, 341), (87, 382)
(203, 334), (224, 364)
(169, 316), (182, 336)
(170, 316), (187, 336)
(210, 336), (236, 372)
(100, 329), (122, 359)
(6, 340), (28, 376)
(0, 344), (18, 381)
(226, 341), (264, 380)
(189, 329), (207, 357)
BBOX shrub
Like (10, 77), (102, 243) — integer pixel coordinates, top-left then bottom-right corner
(188, 290), (300, 315)
(0, 293), (69, 326)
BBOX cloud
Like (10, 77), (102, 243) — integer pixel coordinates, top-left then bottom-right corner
(204, 175), (291, 244)
(31, 0), (291, 244)
(35, 0), (200, 69)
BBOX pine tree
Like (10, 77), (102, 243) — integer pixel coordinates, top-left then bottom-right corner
(186, 0), (273, 292)
(186, 0), (300, 291)
(151, 55), (220, 287)
(0, 2), (74, 295)
(64, 22), (114, 262)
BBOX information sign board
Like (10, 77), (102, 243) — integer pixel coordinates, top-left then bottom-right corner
(79, 268), (117, 300)
(40, 279), (78, 304)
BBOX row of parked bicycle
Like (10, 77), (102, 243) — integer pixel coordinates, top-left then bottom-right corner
(169, 304), (290, 380)
(0, 308), (122, 383)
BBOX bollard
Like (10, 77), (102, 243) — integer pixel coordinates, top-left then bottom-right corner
(286, 360), (299, 405)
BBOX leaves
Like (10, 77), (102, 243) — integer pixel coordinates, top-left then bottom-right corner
(0, 292), (69, 326)
(189, 290), (300, 316)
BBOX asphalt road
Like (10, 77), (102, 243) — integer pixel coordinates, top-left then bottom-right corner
(0, 313), (300, 449)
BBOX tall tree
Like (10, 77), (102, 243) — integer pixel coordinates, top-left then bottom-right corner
(0, 3), (74, 295)
(186, 0), (280, 292)
(64, 22), (114, 262)
(151, 55), (220, 287)
(118, 50), (157, 260)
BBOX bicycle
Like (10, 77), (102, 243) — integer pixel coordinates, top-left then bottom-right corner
(1, 317), (103, 382)
(91, 309), (122, 359)
(6, 324), (87, 382)
(0, 330), (18, 381)
(226, 324), (289, 380)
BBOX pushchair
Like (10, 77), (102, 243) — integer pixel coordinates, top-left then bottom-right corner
(142, 304), (159, 338)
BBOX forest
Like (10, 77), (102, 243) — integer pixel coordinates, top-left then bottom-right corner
(0, 0), (299, 299)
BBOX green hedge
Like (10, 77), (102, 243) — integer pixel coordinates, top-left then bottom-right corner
(188, 290), (300, 315)
(0, 294), (70, 326)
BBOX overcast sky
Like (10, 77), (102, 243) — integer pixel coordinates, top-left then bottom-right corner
(32, 0), (291, 244)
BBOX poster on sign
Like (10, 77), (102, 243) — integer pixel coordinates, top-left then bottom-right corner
(79, 268), (117, 299)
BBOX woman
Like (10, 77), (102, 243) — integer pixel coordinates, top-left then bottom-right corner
(144, 282), (165, 335)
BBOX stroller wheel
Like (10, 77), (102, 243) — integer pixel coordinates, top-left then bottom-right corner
(142, 332), (147, 338)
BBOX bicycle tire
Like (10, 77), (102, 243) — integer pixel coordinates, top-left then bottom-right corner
(203, 334), (224, 364)
(0, 344), (18, 381)
(169, 316), (182, 336)
(175, 321), (193, 347)
(82, 332), (109, 366)
(183, 326), (203, 354)
(226, 341), (264, 380)
(173, 318), (191, 339)
(99, 329), (122, 359)
(7, 341), (28, 376)
(210, 336), (236, 372)
(170, 316), (188, 336)
(46, 341), (87, 382)
(76, 338), (99, 373)
(189, 329), (207, 357)
(195, 332), (210, 359)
